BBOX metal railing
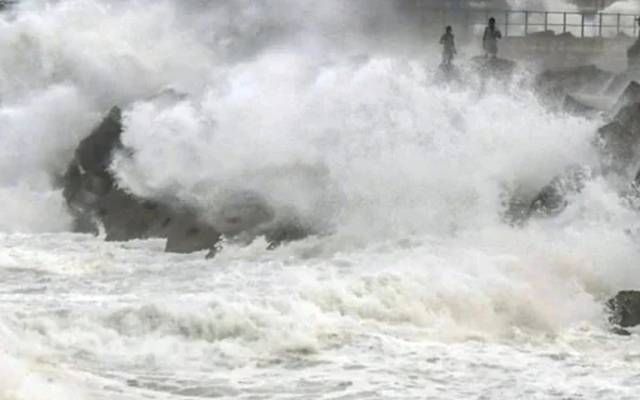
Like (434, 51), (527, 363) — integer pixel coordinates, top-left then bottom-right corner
(419, 7), (640, 39)
(467, 10), (640, 38)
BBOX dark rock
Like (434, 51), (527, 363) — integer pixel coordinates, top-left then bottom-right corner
(62, 107), (223, 253)
(607, 290), (640, 329)
(596, 102), (640, 174)
(502, 165), (591, 225)
(535, 65), (614, 102)
(264, 215), (313, 250)
(63, 107), (313, 256)
(562, 94), (599, 116)
(628, 38), (640, 70)
(530, 165), (591, 217)
(164, 213), (221, 255)
(434, 63), (462, 84)
(611, 81), (640, 114)
(75, 107), (123, 175)
(215, 191), (275, 237)
(527, 30), (556, 38)
(470, 56), (517, 79)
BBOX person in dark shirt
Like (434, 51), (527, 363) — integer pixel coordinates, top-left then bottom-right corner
(439, 26), (457, 66)
(483, 17), (502, 58)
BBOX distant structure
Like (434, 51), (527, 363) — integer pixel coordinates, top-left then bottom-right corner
(0, 0), (16, 9)
(569, 0), (622, 12)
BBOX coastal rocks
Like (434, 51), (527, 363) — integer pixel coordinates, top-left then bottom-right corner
(62, 107), (220, 249)
(470, 56), (517, 79)
(611, 80), (640, 114)
(535, 65), (614, 100)
(63, 107), (313, 256)
(61, 107), (221, 253)
(562, 94), (599, 117)
(502, 165), (592, 225)
(529, 165), (591, 218)
(628, 36), (640, 70)
(596, 101), (640, 174)
(607, 291), (640, 333)
(164, 213), (221, 256)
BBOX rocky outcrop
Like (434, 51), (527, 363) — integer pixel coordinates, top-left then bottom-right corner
(502, 165), (591, 225)
(63, 107), (218, 250)
(63, 107), (313, 256)
(596, 101), (640, 174)
(562, 94), (599, 117)
(470, 56), (517, 80)
(607, 291), (640, 334)
(611, 80), (640, 114)
(535, 65), (614, 101)
(628, 37), (640, 70)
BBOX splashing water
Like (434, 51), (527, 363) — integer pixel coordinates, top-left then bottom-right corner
(2, 1), (640, 399)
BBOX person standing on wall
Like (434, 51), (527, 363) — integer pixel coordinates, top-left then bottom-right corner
(483, 17), (502, 59)
(440, 26), (457, 66)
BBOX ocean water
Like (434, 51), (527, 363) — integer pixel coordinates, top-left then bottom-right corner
(2, 1), (640, 399)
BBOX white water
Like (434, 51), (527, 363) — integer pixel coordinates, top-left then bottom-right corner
(1, 1), (640, 399)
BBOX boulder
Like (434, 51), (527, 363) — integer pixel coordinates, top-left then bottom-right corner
(62, 107), (223, 252)
(535, 65), (614, 102)
(63, 107), (313, 256)
(628, 38), (640, 70)
(502, 165), (591, 225)
(607, 291), (640, 330)
(596, 102), (640, 174)
(611, 81), (640, 114)
(164, 213), (221, 256)
(470, 56), (517, 80)
(562, 94), (599, 116)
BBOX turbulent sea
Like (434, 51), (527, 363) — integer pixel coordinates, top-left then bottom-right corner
(2, 1), (640, 399)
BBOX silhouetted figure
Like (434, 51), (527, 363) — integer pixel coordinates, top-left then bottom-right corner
(439, 26), (457, 66)
(483, 17), (502, 59)
(628, 18), (640, 70)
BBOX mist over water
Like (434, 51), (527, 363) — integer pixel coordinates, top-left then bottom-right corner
(2, 1), (640, 399)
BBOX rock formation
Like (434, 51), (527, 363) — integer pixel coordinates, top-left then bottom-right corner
(535, 64), (614, 105)
(470, 56), (517, 80)
(502, 165), (592, 226)
(62, 107), (313, 256)
(562, 94), (599, 117)
(628, 35), (640, 70)
(596, 100), (640, 175)
(607, 291), (640, 334)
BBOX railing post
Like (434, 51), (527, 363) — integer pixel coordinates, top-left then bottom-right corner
(505, 10), (509, 37)
(581, 13), (585, 37)
(563, 12), (567, 33)
(617, 13), (621, 35)
(524, 11), (529, 35)
(599, 13), (603, 37)
(544, 11), (548, 32)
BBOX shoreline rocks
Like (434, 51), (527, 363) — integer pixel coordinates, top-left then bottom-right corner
(62, 107), (313, 257)
(608, 291), (640, 334)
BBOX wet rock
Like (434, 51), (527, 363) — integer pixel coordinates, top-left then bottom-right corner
(264, 215), (313, 250)
(628, 37), (640, 70)
(611, 81), (640, 114)
(62, 107), (223, 252)
(470, 56), (517, 79)
(215, 191), (275, 237)
(503, 165), (592, 225)
(607, 290), (640, 330)
(562, 94), (599, 116)
(535, 65), (614, 101)
(596, 102), (640, 174)
(63, 107), (312, 256)
(164, 214), (221, 255)
(434, 63), (462, 84)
